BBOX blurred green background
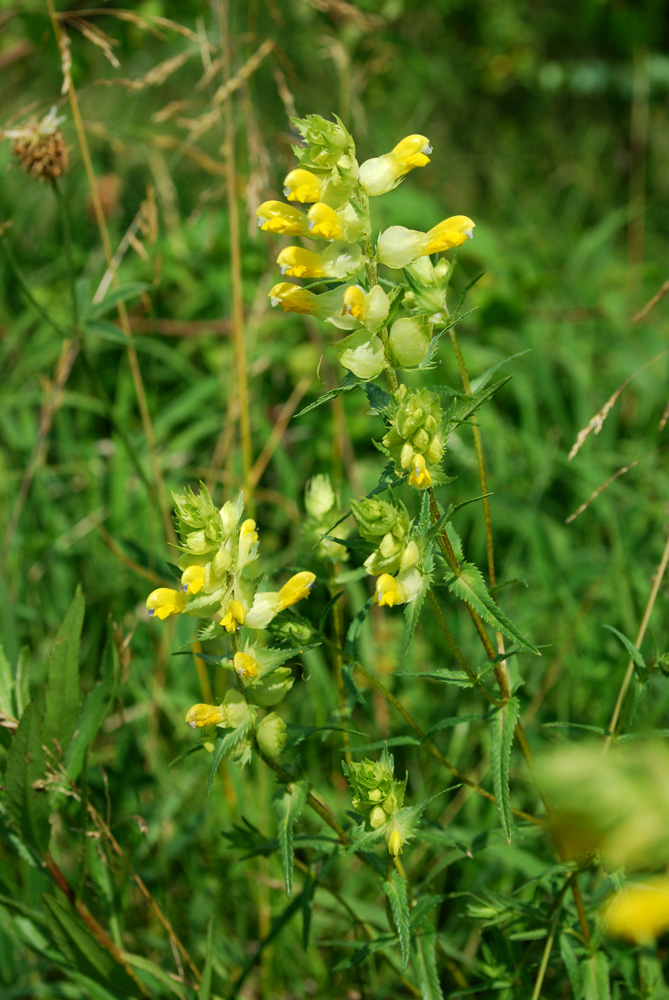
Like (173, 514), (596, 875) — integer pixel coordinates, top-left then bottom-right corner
(1, 1), (668, 997)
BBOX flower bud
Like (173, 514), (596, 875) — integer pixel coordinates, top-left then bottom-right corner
(370, 806), (387, 829)
(146, 588), (186, 620)
(248, 667), (294, 707)
(389, 315), (432, 368)
(256, 712), (287, 758)
(387, 827), (403, 857)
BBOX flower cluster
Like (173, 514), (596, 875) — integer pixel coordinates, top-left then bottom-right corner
(257, 114), (474, 379)
(350, 497), (425, 608)
(145, 485), (315, 632)
(381, 385), (446, 490)
(304, 473), (349, 563)
(4, 107), (69, 182)
(343, 748), (409, 857)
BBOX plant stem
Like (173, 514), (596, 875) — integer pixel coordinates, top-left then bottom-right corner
(330, 568), (351, 764)
(52, 178), (79, 332)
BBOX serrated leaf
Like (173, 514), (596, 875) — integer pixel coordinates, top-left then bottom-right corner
(582, 952), (611, 1000)
(343, 821), (386, 855)
(412, 922), (444, 1000)
(294, 372), (363, 417)
(207, 710), (256, 792)
(64, 635), (119, 782)
(469, 349), (531, 394)
(344, 595), (374, 660)
(341, 661), (367, 707)
(350, 735), (421, 753)
(447, 562), (539, 654)
(273, 779), (309, 895)
(4, 703), (50, 856)
(383, 871), (411, 969)
(86, 282), (150, 320)
(403, 546), (433, 654)
(364, 382), (391, 414)
(603, 624), (646, 671)
(409, 896), (445, 930)
(41, 893), (142, 996)
(489, 697), (520, 843)
(331, 934), (396, 972)
(44, 587), (85, 756)
(446, 376), (512, 430)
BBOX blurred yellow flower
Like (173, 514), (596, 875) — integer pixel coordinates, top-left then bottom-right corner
(604, 879), (669, 943)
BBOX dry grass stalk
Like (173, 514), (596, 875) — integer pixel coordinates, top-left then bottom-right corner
(632, 277), (669, 323)
(566, 447), (668, 524)
(569, 350), (669, 461)
(98, 48), (195, 90)
(67, 16), (120, 68)
(93, 186), (159, 305)
(151, 100), (193, 123)
(301, 0), (385, 30)
(271, 62), (298, 122)
(64, 8), (214, 48)
(58, 25), (72, 95)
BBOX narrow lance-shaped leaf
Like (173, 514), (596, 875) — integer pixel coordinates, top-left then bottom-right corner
(383, 871), (411, 970)
(4, 702), (50, 856)
(273, 779), (309, 894)
(447, 561), (539, 654)
(44, 587), (85, 756)
(65, 634), (120, 782)
(412, 921), (444, 1000)
(489, 697), (520, 844)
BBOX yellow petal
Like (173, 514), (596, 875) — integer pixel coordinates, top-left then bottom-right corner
(391, 134), (432, 171)
(220, 599), (246, 632)
(277, 571), (317, 610)
(307, 202), (344, 240)
(604, 879), (669, 943)
(277, 246), (327, 279)
(146, 588), (186, 620)
(256, 200), (308, 235)
(283, 168), (322, 203)
(180, 564), (206, 594)
(408, 453), (432, 490)
(185, 703), (227, 728)
(374, 574), (403, 608)
(233, 651), (260, 679)
(343, 285), (366, 319)
(269, 282), (318, 314)
(423, 216), (475, 254)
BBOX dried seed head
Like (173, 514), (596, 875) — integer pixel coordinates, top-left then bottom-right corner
(5, 108), (69, 182)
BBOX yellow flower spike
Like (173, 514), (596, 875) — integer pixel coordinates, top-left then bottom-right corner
(277, 246), (327, 279)
(604, 879), (669, 943)
(238, 518), (259, 568)
(146, 588), (187, 620)
(387, 828), (403, 857)
(391, 134), (432, 171)
(233, 651), (260, 679)
(283, 168), (322, 203)
(185, 703), (227, 729)
(343, 285), (366, 319)
(423, 216), (475, 254)
(374, 574), (404, 608)
(277, 571), (317, 610)
(269, 282), (319, 314)
(256, 200), (308, 236)
(180, 564), (206, 595)
(307, 202), (344, 240)
(220, 599), (246, 632)
(408, 454), (432, 490)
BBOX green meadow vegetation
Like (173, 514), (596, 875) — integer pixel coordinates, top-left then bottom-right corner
(1, 2), (669, 998)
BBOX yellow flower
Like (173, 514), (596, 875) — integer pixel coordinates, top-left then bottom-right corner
(283, 168), (322, 203)
(233, 650), (260, 679)
(359, 133), (432, 197)
(146, 588), (186, 620)
(408, 453), (432, 489)
(342, 285), (366, 319)
(220, 599), (246, 632)
(387, 827), (403, 857)
(307, 202), (344, 239)
(180, 564), (206, 594)
(269, 282), (320, 314)
(375, 574), (404, 608)
(238, 518), (258, 568)
(185, 703), (227, 729)
(377, 216), (475, 269)
(277, 571), (317, 609)
(341, 285), (390, 333)
(277, 241), (363, 280)
(256, 200), (308, 236)
(604, 879), (669, 943)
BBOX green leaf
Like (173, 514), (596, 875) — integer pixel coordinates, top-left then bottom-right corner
(5, 703), (50, 855)
(403, 545), (433, 654)
(341, 661), (367, 707)
(207, 710), (256, 792)
(343, 821), (385, 855)
(85, 282), (150, 320)
(331, 934), (396, 972)
(42, 893), (142, 996)
(446, 375), (512, 430)
(64, 635), (119, 782)
(364, 382), (391, 414)
(300, 874), (317, 949)
(229, 892), (305, 999)
(582, 952), (611, 1000)
(426, 713), (487, 737)
(469, 349), (531, 394)
(318, 589), (345, 634)
(199, 919), (214, 1000)
(383, 871), (411, 970)
(560, 934), (584, 1000)
(412, 922), (444, 1000)
(0, 644), (15, 717)
(294, 371), (363, 417)
(273, 779), (309, 895)
(489, 697), (520, 843)
(44, 587), (85, 756)
(344, 595), (374, 660)
(603, 624), (646, 671)
(447, 562), (539, 654)
(84, 319), (131, 345)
